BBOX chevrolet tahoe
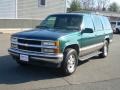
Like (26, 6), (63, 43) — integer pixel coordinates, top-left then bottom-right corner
(8, 13), (113, 75)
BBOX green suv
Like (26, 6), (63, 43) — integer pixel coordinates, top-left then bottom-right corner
(8, 13), (113, 75)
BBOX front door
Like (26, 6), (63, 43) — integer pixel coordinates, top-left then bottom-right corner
(80, 15), (96, 56)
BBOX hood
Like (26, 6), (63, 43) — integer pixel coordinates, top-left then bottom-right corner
(12, 28), (72, 40)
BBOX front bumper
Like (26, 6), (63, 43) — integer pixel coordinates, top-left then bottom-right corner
(8, 48), (63, 65)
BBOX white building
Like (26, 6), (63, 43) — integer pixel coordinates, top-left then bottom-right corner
(0, 0), (69, 19)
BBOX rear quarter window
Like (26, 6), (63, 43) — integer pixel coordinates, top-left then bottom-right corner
(117, 22), (120, 26)
(100, 16), (112, 30)
(111, 22), (116, 25)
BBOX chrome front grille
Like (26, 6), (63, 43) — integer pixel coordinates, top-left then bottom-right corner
(18, 45), (41, 52)
(11, 38), (57, 53)
(17, 38), (42, 52)
(18, 38), (41, 45)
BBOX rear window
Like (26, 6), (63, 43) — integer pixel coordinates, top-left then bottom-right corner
(92, 15), (103, 30)
(100, 16), (111, 30)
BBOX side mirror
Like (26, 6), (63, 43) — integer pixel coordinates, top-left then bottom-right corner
(82, 28), (93, 33)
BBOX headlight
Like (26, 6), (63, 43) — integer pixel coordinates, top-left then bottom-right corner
(41, 41), (60, 53)
(42, 41), (54, 46)
(42, 48), (60, 53)
(42, 48), (54, 53)
(42, 41), (59, 46)
(11, 37), (17, 43)
(11, 44), (18, 49)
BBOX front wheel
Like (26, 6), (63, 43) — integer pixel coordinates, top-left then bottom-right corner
(61, 48), (78, 75)
(99, 40), (109, 58)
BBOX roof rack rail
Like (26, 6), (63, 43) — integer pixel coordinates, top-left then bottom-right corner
(68, 10), (102, 15)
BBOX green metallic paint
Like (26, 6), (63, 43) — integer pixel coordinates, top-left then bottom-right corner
(58, 29), (113, 54)
(58, 32), (81, 53)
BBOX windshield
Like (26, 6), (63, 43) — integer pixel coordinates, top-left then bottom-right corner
(38, 14), (83, 31)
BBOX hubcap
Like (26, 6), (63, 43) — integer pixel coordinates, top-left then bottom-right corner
(67, 54), (76, 73)
(104, 43), (108, 56)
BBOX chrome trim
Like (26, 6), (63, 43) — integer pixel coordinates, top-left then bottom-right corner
(80, 42), (104, 56)
(10, 52), (19, 56)
(30, 57), (62, 63)
(9, 48), (63, 64)
(80, 42), (104, 52)
(8, 48), (63, 58)
(15, 48), (56, 55)
(11, 42), (58, 49)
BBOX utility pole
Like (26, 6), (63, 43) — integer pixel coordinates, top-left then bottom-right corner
(64, 0), (67, 13)
(15, 0), (18, 19)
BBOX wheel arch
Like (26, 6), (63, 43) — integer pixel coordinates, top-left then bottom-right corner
(104, 35), (110, 44)
(63, 44), (80, 55)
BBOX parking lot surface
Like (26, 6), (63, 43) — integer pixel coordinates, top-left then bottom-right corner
(0, 34), (120, 90)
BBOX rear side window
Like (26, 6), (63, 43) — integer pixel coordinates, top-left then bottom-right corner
(92, 15), (103, 30)
(111, 22), (116, 25)
(100, 16), (111, 30)
(83, 15), (94, 29)
(117, 22), (120, 25)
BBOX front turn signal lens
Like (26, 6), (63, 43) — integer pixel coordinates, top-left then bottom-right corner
(54, 48), (60, 53)
(54, 41), (60, 46)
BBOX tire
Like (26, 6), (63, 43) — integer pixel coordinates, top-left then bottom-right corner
(61, 48), (78, 75)
(99, 40), (109, 58)
(116, 28), (119, 34)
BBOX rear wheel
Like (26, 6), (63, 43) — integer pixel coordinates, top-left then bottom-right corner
(99, 40), (109, 58)
(116, 28), (120, 34)
(61, 48), (78, 75)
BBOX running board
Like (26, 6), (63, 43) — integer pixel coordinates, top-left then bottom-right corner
(79, 51), (102, 61)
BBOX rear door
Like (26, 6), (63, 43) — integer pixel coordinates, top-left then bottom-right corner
(91, 15), (105, 44)
(100, 16), (113, 40)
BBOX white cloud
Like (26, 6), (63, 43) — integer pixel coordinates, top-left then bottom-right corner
(110, 0), (120, 5)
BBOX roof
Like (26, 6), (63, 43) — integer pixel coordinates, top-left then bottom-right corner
(50, 12), (104, 17)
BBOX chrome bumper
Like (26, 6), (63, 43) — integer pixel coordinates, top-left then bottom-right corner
(8, 48), (63, 64)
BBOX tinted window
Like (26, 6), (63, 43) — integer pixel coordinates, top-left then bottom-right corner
(117, 22), (120, 25)
(92, 15), (103, 30)
(39, 15), (83, 30)
(111, 22), (116, 25)
(100, 16), (111, 30)
(83, 15), (94, 29)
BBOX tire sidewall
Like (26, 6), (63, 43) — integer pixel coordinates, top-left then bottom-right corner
(62, 49), (78, 75)
(103, 41), (109, 57)
(99, 40), (109, 58)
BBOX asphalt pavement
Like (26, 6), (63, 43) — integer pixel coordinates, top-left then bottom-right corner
(0, 34), (120, 90)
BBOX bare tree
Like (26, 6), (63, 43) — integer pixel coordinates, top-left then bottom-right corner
(80, 0), (95, 10)
(96, 0), (110, 11)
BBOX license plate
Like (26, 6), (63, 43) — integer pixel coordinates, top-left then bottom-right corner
(20, 54), (29, 62)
